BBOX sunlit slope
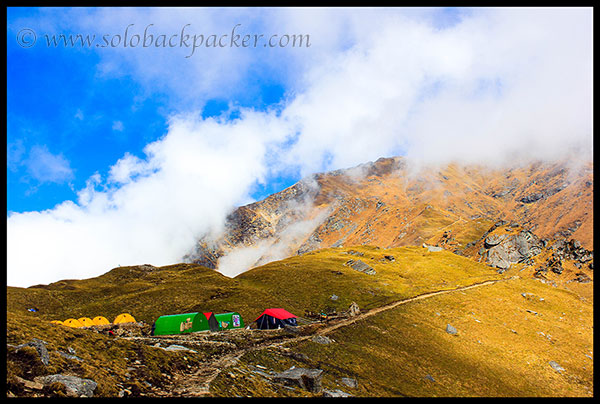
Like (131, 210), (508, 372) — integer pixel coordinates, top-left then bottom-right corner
(210, 275), (593, 397)
(8, 246), (502, 326)
(7, 245), (592, 397)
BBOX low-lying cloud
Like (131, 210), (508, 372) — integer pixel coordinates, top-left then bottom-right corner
(7, 7), (592, 287)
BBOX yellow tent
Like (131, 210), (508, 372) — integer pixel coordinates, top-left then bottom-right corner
(63, 318), (83, 328)
(113, 313), (136, 324)
(50, 320), (63, 325)
(78, 317), (95, 327)
(92, 316), (110, 325)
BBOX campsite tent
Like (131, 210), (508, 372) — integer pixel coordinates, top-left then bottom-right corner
(214, 312), (245, 330)
(63, 318), (83, 328)
(78, 317), (95, 327)
(92, 316), (110, 326)
(153, 312), (212, 336)
(50, 320), (63, 326)
(203, 312), (220, 332)
(113, 313), (136, 324)
(254, 308), (297, 329)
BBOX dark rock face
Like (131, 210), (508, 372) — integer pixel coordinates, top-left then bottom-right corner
(519, 193), (544, 204)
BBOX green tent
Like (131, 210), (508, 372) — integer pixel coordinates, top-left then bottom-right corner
(214, 312), (245, 330)
(152, 312), (211, 336)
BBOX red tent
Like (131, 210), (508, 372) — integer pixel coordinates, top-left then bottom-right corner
(254, 308), (298, 329)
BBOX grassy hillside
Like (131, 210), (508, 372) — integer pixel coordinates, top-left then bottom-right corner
(210, 275), (593, 397)
(6, 245), (593, 397)
(8, 246), (503, 325)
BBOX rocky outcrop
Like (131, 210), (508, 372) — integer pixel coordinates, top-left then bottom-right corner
(344, 259), (376, 275)
(8, 338), (50, 366)
(481, 230), (543, 273)
(34, 374), (97, 397)
(534, 238), (594, 278)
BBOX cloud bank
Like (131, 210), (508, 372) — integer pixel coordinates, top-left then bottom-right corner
(7, 7), (592, 287)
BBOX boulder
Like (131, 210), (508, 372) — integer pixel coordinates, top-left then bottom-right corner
(323, 389), (352, 397)
(549, 361), (565, 373)
(344, 259), (376, 275)
(423, 243), (443, 252)
(484, 230), (543, 271)
(312, 335), (333, 345)
(272, 367), (324, 393)
(340, 377), (358, 388)
(446, 324), (458, 335)
(35, 374), (97, 397)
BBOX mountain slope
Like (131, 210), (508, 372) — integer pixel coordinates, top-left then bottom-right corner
(6, 245), (593, 397)
(185, 157), (593, 276)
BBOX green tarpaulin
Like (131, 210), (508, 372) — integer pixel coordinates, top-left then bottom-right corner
(214, 312), (245, 330)
(152, 312), (211, 335)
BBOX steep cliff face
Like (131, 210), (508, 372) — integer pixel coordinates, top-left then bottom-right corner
(184, 157), (593, 275)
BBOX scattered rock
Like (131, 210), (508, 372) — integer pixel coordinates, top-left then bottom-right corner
(14, 376), (44, 390)
(311, 335), (333, 345)
(330, 294), (339, 301)
(424, 375), (436, 383)
(526, 310), (538, 315)
(344, 259), (376, 275)
(272, 367), (323, 393)
(423, 243), (443, 252)
(57, 350), (83, 362)
(35, 374), (97, 397)
(162, 345), (197, 353)
(323, 389), (352, 397)
(573, 272), (591, 283)
(549, 361), (565, 373)
(446, 324), (458, 335)
(340, 377), (357, 388)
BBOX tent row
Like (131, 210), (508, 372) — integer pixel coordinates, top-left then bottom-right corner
(152, 312), (245, 335)
(152, 308), (298, 335)
(49, 308), (298, 333)
(51, 313), (136, 328)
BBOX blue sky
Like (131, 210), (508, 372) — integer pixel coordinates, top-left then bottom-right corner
(7, 7), (294, 212)
(7, 7), (472, 214)
(6, 7), (592, 286)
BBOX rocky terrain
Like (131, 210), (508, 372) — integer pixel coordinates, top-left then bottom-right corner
(184, 157), (593, 278)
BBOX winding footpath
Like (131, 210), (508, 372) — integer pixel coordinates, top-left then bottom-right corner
(146, 275), (518, 396)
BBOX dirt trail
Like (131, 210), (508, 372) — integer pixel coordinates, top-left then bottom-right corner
(146, 276), (517, 397)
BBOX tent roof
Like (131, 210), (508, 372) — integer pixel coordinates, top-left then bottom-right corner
(254, 308), (297, 322)
(203, 312), (214, 319)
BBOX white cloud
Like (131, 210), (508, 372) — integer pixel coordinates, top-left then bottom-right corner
(24, 145), (74, 184)
(7, 109), (290, 287)
(7, 7), (592, 287)
(112, 120), (124, 131)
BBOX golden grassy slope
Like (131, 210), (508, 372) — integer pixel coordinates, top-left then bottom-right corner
(6, 245), (593, 397)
